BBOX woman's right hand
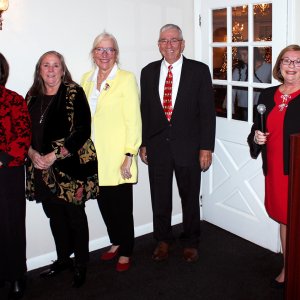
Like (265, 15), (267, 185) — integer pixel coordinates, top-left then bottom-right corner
(28, 146), (48, 170)
(28, 146), (40, 166)
(120, 156), (133, 180)
(254, 130), (269, 145)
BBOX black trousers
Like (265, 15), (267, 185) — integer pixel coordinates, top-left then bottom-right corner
(148, 159), (201, 248)
(97, 184), (134, 257)
(42, 200), (89, 266)
(0, 166), (27, 281)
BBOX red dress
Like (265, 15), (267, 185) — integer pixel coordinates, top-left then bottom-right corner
(265, 88), (300, 224)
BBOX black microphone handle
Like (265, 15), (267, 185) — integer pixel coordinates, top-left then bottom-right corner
(259, 113), (265, 133)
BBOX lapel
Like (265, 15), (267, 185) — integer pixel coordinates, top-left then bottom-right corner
(86, 70), (119, 112)
(153, 60), (163, 106)
(98, 78), (114, 105)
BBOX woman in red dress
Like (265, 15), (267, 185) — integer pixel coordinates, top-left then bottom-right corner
(248, 44), (300, 288)
(0, 52), (31, 299)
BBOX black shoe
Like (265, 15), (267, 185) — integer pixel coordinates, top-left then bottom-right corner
(270, 278), (285, 289)
(72, 266), (86, 288)
(8, 278), (26, 300)
(40, 259), (73, 278)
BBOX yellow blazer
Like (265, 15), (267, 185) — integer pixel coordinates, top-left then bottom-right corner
(81, 69), (142, 186)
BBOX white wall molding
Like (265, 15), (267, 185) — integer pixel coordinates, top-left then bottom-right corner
(27, 214), (182, 271)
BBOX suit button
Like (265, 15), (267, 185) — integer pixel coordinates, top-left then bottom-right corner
(166, 138), (170, 142)
(169, 123), (172, 127)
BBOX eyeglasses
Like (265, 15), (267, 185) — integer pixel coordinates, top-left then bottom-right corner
(94, 47), (116, 55)
(281, 58), (300, 67)
(158, 38), (183, 46)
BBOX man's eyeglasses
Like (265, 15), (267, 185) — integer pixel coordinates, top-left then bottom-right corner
(94, 47), (116, 55)
(281, 58), (300, 67)
(158, 38), (183, 46)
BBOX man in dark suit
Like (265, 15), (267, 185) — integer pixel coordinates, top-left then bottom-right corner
(139, 24), (216, 262)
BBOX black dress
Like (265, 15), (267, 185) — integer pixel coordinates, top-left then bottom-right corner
(27, 93), (89, 266)
(0, 166), (26, 281)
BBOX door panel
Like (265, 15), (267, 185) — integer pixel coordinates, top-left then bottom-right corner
(195, 0), (287, 251)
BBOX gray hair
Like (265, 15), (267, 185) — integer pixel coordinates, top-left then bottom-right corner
(90, 31), (120, 65)
(159, 24), (183, 41)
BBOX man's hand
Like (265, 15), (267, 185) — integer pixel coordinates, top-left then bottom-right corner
(139, 146), (148, 165)
(199, 150), (212, 172)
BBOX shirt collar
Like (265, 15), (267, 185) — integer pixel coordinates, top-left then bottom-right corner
(163, 55), (183, 69)
(91, 63), (118, 82)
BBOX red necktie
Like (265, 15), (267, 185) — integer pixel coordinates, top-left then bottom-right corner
(163, 65), (173, 121)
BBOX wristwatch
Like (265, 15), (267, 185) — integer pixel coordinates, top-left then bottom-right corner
(125, 153), (133, 157)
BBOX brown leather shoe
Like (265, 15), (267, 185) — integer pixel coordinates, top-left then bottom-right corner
(152, 242), (169, 261)
(183, 248), (199, 262)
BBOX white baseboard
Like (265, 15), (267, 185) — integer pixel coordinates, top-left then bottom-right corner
(27, 213), (182, 271)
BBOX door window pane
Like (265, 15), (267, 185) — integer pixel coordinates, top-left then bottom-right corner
(213, 84), (227, 118)
(213, 10), (227, 80)
(254, 3), (272, 41)
(213, 9), (227, 42)
(253, 47), (272, 84)
(213, 47), (227, 80)
(232, 47), (249, 83)
(232, 6), (248, 42)
(232, 86), (248, 121)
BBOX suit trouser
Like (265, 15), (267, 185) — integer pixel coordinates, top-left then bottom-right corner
(97, 184), (134, 257)
(149, 159), (201, 248)
(0, 166), (27, 281)
(42, 200), (89, 266)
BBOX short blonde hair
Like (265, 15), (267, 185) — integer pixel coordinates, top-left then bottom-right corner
(90, 31), (120, 65)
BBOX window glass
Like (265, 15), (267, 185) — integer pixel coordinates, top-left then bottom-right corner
(232, 6), (248, 42)
(213, 85), (227, 118)
(254, 3), (272, 41)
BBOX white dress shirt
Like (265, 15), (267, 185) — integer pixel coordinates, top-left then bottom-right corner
(159, 55), (183, 107)
(88, 63), (118, 140)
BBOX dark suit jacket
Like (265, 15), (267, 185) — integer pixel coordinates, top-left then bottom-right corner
(140, 56), (216, 167)
(248, 85), (300, 175)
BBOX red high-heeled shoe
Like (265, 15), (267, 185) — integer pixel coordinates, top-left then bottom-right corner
(116, 259), (131, 272)
(100, 247), (119, 261)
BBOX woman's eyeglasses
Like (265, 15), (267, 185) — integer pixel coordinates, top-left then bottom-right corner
(94, 47), (116, 55)
(281, 58), (300, 67)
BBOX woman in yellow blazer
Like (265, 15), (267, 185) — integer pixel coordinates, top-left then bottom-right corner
(81, 32), (141, 272)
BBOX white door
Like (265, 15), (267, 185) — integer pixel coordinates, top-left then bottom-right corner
(195, 0), (288, 252)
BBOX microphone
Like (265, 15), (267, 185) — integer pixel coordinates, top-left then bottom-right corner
(257, 104), (266, 133)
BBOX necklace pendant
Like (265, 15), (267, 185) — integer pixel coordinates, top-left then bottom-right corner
(279, 94), (290, 111)
(278, 103), (284, 111)
(278, 103), (287, 112)
(40, 95), (56, 124)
